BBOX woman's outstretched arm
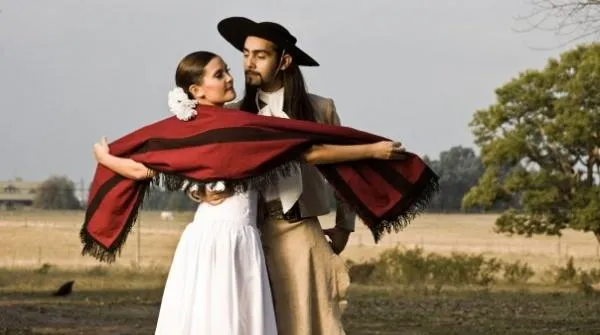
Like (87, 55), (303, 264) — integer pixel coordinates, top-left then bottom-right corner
(302, 141), (406, 165)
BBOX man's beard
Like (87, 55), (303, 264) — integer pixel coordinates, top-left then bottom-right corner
(244, 71), (263, 87)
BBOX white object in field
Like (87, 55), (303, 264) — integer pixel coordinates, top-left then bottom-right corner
(160, 211), (174, 221)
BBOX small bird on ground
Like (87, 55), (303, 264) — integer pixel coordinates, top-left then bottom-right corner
(52, 280), (75, 297)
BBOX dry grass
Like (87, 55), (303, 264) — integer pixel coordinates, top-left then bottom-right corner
(347, 214), (600, 279)
(0, 210), (191, 269)
(1, 211), (598, 276)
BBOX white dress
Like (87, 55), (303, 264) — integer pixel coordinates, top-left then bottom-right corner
(154, 190), (278, 335)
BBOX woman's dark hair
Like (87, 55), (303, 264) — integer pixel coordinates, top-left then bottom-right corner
(175, 51), (218, 99)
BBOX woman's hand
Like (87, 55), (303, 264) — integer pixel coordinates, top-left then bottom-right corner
(93, 137), (110, 163)
(370, 141), (407, 160)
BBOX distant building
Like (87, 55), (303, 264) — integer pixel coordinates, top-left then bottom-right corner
(0, 177), (41, 209)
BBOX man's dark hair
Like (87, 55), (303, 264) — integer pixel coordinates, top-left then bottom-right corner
(240, 48), (316, 122)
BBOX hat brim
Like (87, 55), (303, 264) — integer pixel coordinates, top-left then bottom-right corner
(218, 17), (319, 67)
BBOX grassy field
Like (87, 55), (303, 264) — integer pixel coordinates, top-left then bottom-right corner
(2, 211), (600, 334)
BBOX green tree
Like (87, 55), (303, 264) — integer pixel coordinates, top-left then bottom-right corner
(165, 192), (197, 211)
(142, 185), (197, 211)
(463, 44), (600, 241)
(424, 146), (484, 212)
(34, 176), (81, 210)
(142, 186), (172, 210)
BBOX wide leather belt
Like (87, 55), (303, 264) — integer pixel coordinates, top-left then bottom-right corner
(265, 200), (304, 223)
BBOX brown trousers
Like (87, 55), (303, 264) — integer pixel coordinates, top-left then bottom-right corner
(260, 204), (349, 335)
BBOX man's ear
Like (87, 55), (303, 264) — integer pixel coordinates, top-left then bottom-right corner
(280, 54), (293, 71)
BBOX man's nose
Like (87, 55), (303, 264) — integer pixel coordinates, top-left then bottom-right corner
(244, 56), (255, 69)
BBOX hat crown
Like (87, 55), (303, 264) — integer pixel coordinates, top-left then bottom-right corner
(255, 21), (297, 47)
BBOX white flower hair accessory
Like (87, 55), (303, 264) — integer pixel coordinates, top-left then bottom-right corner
(168, 87), (197, 121)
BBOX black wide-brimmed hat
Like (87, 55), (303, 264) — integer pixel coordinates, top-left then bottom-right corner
(217, 17), (319, 67)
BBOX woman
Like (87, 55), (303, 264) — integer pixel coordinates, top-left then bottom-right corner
(92, 51), (406, 335)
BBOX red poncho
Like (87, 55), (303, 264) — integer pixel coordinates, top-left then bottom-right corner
(80, 105), (439, 261)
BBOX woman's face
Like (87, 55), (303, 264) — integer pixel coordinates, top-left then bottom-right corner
(190, 56), (236, 106)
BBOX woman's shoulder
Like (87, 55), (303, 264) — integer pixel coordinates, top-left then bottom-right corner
(224, 100), (242, 110)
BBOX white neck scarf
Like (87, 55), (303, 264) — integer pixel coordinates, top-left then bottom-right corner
(257, 87), (303, 214)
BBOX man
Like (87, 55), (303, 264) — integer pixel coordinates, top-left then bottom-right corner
(215, 17), (356, 335)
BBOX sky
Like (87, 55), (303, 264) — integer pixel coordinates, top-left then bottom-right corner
(0, 0), (586, 183)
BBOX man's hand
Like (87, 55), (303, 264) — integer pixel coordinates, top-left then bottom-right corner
(203, 188), (232, 205)
(323, 226), (351, 254)
(189, 188), (232, 205)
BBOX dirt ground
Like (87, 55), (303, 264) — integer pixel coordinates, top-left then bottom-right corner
(2, 285), (600, 334)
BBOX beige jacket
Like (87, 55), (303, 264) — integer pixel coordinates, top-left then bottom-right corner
(226, 93), (356, 231)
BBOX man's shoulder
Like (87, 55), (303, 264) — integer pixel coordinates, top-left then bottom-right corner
(307, 93), (338, 124)
(307, 93), (333, 107)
